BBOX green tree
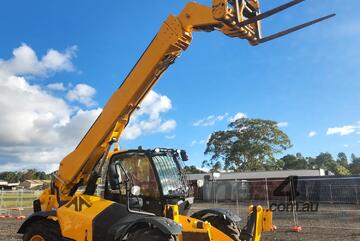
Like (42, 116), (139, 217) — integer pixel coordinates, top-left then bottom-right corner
(334, 165), (351, 176)
(183, 165), (205, 174)
(21, 169), (36, 181)
(0, 171), (21, 183)
(210, 161), (222, 172)
(350, 154), (360, 174)
(204, 118), (292, 171)
(314, 152), (337, 173)
(307, 157), (316, 169)
(281, 153), (308, 170)
(264, 158), (284, 171)
(0, 169), (51, 183)
(336, 152), (348, 167)
(34, 171), (50, 180)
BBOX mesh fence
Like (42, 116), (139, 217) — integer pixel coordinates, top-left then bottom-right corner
(0, 189), (38, 216)
(193, 176), (360, 232)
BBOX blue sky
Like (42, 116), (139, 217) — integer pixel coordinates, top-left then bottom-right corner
(0, 0), (359, 171)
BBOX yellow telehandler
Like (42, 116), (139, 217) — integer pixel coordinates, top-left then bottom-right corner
(18, 1), (334, 240)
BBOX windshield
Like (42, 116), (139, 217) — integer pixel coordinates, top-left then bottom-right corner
(152, 153), (187, 196)
(114, 153), (160, 198)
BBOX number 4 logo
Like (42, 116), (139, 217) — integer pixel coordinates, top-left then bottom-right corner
(273, 176), (300, 201)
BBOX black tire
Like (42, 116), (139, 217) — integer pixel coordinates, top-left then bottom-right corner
(204, 215), (241, 241)
(23, 219), (62, 241)
(127, 227), (176, 241)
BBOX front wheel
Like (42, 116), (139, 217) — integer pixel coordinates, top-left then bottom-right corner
(204, 215), (241, 241)
(23, 219), (61, 241)
(126, 227), (176, 241)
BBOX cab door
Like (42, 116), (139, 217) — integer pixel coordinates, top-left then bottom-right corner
(105, 152), (163, 215)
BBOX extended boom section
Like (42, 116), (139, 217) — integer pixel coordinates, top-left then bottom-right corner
(55, 13), (192, 196)
(55, 0), (334, 199)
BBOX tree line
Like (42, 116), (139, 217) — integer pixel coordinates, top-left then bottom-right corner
(194, 152), (358, 176)
(186, 152), (360, 176)
(0, 169), (51, 183)
(188, 118), (359, 176)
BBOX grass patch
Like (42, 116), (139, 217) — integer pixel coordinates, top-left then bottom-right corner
(0, 191), (38, 209)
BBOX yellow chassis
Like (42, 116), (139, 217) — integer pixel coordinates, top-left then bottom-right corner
(166, 204), (273, 241)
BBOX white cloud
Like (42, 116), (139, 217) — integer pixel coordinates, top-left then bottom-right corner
(228, 112), (247, 123)
(47, 82), (66, 91)
(0, 75), (70, 146)
(66, 83), (96, 107)
(308, 131), (317, 137)
(190, 137), (208, 146)
(193, 113), (229, 127)
(0, 45), (177, 172)
(122, 125), (142, 140)
(0, 108), (101, 172)
(0, 44), (102, 172)
(326, 123), (360, 136)
(122, 90), (176, 140)
(0, 43), (76, 77)
(190, 140), (197, 146)
(165, 135), (176, 140)
(57, 108), (102, 145)
(135, 90), (172, 119)
(343, 144), (349, 148)
(159, 120), (176, 132)
(277, 122), (289, 128)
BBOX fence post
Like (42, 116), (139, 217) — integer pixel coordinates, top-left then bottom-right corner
(265, 178), (270, 209)
(329, 184), (333, 204)
(355, 186), (359, 205)
(305, 185), (309, 202)
(212, 173), (220, 206)
(0, 188), (3, 215)
(290, 176), (301, 232)
(16, 189), (20, 207)
(235, 179), (239, 216)
(0, 187), (3, 209)
(212, 178), (216, 207)
(20, 189), (24, 208)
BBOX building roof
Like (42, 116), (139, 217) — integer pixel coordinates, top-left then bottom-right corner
(187, 169), (328, 181)
(21, 180), (46, 185)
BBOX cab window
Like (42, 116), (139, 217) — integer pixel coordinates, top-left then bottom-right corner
(114, 153), (160, 198)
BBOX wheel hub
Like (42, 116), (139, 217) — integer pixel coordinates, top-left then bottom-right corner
(30, 234), (45, 241)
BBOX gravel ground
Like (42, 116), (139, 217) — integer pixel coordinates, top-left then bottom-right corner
(0, 218), (22, 241)
(2, 203), (360, 241)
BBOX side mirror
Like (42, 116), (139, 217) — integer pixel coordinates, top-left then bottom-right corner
(108, 164), (120, 190)
(197, 179), (204, 188)
(180, 150), (188, 161)
(131, 185), (141, 196)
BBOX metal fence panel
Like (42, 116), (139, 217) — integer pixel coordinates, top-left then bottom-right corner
(196, 176), (360, 232)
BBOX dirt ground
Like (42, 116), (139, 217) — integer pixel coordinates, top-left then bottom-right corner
(0, 218), (22, 241)
(2, 203), (360, 241)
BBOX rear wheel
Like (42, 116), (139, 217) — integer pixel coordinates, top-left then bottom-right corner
(23, 219), (61, 241)
(126, 227), (176, 241)
(204, 216), (241, 241)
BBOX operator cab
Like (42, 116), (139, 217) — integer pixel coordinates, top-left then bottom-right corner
(104, 148), (193, 216)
